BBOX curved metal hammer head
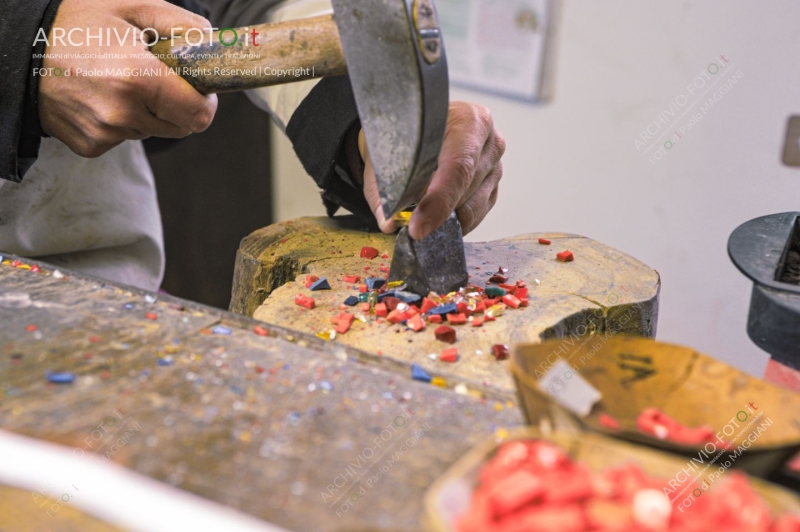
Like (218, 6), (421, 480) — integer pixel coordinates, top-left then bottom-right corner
(332, 0), (449, 219)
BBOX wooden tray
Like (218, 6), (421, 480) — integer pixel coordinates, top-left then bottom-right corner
(510, 337), (800, 476)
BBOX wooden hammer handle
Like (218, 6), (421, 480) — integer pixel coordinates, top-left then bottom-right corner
(150, 14), (346, 94)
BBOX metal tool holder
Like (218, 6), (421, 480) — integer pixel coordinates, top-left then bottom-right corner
(729, 212), (800, 492)
(729, 212), (800, 368)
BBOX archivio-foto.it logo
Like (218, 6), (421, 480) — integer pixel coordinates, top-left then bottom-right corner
(33, 26), (261, 48)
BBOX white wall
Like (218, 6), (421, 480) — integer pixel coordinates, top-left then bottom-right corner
(271, 124), (328, 220)
(271, 0), (800, 376)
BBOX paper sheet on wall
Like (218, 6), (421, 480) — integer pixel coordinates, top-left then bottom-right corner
(437, 0), (554, 102)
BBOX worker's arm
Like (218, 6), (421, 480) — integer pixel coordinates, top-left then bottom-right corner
(202, 0), (505, 235)
(0, 0), (218, 184)
(363, 102), (505, 240)
(1, 0), (370, 221)
(0, 0), (61, 182)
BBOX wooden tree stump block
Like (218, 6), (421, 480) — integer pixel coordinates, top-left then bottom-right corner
(232, 217), (661, 393)
(512, 337), (800, 477)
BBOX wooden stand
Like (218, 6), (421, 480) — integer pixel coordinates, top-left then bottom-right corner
(0, 256), (519, 531)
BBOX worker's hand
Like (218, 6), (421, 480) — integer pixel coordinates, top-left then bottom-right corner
(363, 101), (505, 240)
(39, 0), (218, 158)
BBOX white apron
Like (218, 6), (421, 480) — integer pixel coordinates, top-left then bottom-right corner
(0, 138), (164, 291)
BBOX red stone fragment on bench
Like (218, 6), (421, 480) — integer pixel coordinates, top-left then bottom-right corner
(335, 320), (352, 334)
(492, 344), (509, 360)
(557, 250), (574, 262)
(334, 312), (355, 334)
(360, 246), (379, 259)
(502, 294), (521, 309)
(383, 296), (401, 311)
(447, 313), (467, 325)
(421, 297), (437, 314)
(294, 294), (315, 310)
(538, 238), (551, 245)
(435, 325), (456, 344)
(407, 314), (425, 332)
(387, 310), (405, 324)
(439, 347), (459, 363)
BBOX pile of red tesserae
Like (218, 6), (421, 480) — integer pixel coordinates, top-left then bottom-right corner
(636, 408), (725, 446)
(456, 439), (800, 532)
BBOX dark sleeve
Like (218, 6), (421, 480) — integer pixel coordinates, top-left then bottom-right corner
(286, 76), (371, 220)
(0, 0), (63, 183)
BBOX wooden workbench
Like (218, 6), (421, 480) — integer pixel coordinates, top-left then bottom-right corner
(0, 256), (521, 532)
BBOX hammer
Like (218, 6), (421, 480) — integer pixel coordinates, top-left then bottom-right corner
(152, 0), (468, 296)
